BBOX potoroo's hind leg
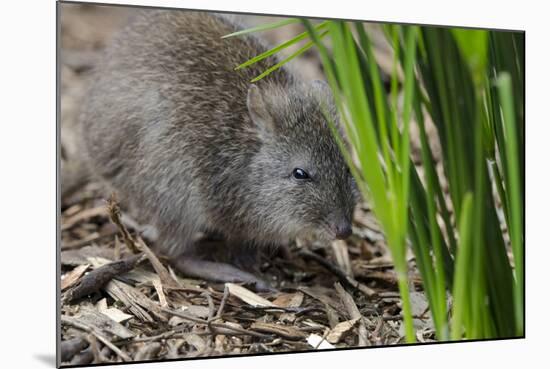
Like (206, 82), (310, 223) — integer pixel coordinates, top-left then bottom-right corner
(173, 256), (273, 291)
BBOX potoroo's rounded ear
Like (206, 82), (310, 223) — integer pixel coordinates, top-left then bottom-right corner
(310, 79), (333, 103)
(247, 85), (276, 135)
(310, 79), (330, 92)
(309, 80), (338, 118)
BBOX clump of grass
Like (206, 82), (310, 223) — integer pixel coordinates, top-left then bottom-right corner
(226, 19), (524, 342)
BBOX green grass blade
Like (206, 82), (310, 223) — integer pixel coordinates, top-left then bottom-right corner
(497, 72), (524, 335)
(250, 30), (329, 82)
(452, 29), (488, 88)
(221, 18), (300, 38)
(236, 21), (328, 70)
(414, 91), (450, 340)
(451, 193), (474, 339)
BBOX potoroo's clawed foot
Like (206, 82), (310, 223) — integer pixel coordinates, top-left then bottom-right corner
(173, 257), (273, 292)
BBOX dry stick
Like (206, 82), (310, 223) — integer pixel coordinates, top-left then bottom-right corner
(132, 328), (266, 344)
(215, 284), (230, 319)
(61, 316), (132, 362)
(204, 292), (216, 320)
(62, 253), (146, 303)
(383, 314), (429, 321)
(152, 278), (168, 307)
(371, 317), (384, 345)
(314, 328), (332, 350)
(106, 195), (139, 253)
(299, 249), (376, 297)
(203, 292), (216, 355)
(334, 282), (370, 347)
(241, 305), (324, 315)
(132, 331), (177, 343)
(159, 307), (270, 339)
(107, 194), (180, 289)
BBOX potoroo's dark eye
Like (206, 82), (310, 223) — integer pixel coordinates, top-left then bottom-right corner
(292, 168), (310, 180)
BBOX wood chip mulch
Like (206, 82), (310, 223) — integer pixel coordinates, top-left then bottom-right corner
(59, 184), (435, 366)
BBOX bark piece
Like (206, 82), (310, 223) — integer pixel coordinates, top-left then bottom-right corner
(63, 254), (144, 303)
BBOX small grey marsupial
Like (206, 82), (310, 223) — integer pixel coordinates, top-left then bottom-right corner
(75, 9), (359, 289)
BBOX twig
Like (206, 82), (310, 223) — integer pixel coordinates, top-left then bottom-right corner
(314, 328), (332, 349)
(107, 194), (181, 289)
(241, 305), (325, 315)
(203, 292), (215, 354)
(61, 316), (132, 362)
(334, 282), (370, 346)
(106, 194), (139, 253)
(300, 249), (376, 297)
(152, 279), (168, 307)
(215, 284), (230, 319)
(383, 314), (430, 321)
(159, 307), (271, 339)
(63, 254), (145, 303)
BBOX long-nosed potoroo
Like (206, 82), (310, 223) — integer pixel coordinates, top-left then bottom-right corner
(76, 10), (359, 290)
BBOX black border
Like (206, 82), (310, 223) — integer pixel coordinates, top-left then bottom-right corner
(56, 1), (527, 368)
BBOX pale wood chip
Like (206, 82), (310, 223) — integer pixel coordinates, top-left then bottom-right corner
(75, 307), (135, 339)
(96, 298), (108, 311)
(225, 283), (274, 307)
(181, 305), (210, 319)
(85, 256), (112, 268)
(61, 264), (90, 290)
(100, 307), (134, 323)
(135, 237), (181, 289)
(103, 279), (157, 323)
(123, 268), (160, 284)
(152, 278), (168, 307)
(300, 320), (329, 330)
(214, 335), (227, 353)
(272, 292), (304, 308)
(331, 240), (353, 277)
(299, 286), (342, 311)
(326, 318), (360, 344)
(306, 334), (335, 349)
(184, 333), (206, 352)
(168, 316), (186, 327)
(61, 246), (114, 266)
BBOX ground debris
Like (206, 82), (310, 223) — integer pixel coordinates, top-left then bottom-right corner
(62, 254), (145, 303)
(60, 180), (416, 362)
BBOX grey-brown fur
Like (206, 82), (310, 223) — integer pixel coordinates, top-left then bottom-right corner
(78, 9), (358, 282)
